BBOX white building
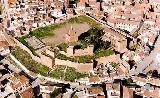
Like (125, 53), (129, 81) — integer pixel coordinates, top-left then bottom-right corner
(114, 19), (140, 32)
(50, 9), (65, 18)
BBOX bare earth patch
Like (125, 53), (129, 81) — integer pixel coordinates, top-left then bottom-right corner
(41, 23), (91, 46)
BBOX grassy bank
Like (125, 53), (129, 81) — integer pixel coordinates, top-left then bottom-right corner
(55, 48), (114, 63)
(49, 65), (87, 82)
(11, 47), (50, 76)
(30, 22), (66, 38)
(55, 52), (93, 63)
(94, 49), (114, 58)
(11, 47), (87, 81)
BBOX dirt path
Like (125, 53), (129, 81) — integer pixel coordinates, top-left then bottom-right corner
(42, 23), (90, 46)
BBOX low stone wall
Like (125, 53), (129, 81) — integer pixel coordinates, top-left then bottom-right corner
(55, 58), (93, 73)
(13, 38), (53, 68)
(36, 53), (53, 68)
(61, 45), (94, 57)
(74, 45), (94, 56)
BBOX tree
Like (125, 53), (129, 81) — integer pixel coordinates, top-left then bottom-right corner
(152, 70), (158, 77)
(50, 88), (61, 98)
(126, 78), (133, 84)
(73, 95), (78, 98)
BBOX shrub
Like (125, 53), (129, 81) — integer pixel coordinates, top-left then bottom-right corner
(57, 43), (69, 52)
(94, 49), (114, 58)
(50, 88), (61, 98)
(55, 52), (93, 63)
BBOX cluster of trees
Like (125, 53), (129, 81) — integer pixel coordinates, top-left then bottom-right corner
(78, 27), (111, 51)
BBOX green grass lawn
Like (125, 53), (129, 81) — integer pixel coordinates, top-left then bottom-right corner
(64, 66), (87, 81)
(49, 65), (66, 79)
(49, 65), (88, 82)
(94, 48), (114, 58)
(55, 48), (114, 63)
(11, 47), (50, 76)
(11, 47), (87, 81)
(55, 52), (93, 63)
(30, 22), (66, 38)
(67, 15), (101, 28)
(57, 43), (69, 52)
